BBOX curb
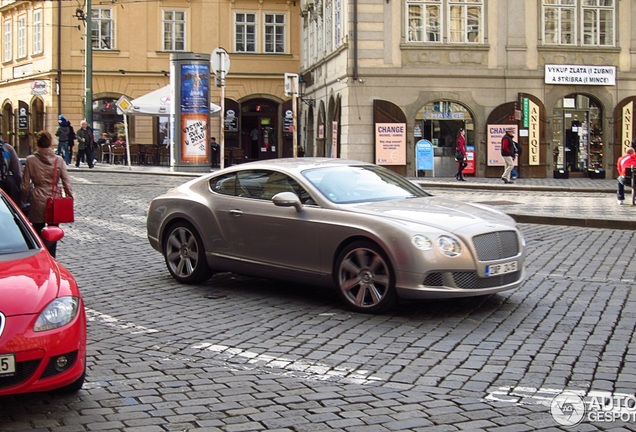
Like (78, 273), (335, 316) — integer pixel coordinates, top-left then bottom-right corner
(70, 166), (634, 229)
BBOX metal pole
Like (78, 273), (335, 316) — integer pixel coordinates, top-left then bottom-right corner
(292, 77), (298, 158)
(85, 0), (93, 126)
(218, 51), (226, 169)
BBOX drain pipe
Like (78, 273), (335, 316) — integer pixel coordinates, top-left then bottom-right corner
(57, 1), (62, 117)
(352, 0), (358, 81)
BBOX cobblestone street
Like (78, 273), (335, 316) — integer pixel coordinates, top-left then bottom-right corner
(0, 172), (634, 431)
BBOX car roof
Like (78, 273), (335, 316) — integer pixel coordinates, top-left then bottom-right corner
(216, 157), (374, 176)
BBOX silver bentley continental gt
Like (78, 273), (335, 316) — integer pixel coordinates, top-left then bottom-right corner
(147, 158), (526, 313)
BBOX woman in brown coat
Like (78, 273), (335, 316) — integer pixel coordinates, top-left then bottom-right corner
(21, 130), (73, 257)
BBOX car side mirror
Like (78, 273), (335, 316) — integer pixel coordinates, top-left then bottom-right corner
(272, 192), (302, 211)
(40, 226), (65, 242)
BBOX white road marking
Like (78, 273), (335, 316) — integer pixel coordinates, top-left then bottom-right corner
(86, 308), (159, 334)
(187, 342), (384, 385)
(486, 386), (634, 409)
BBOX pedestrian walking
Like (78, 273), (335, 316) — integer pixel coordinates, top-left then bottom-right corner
(500, 127), (516, 184)
(21, 131), (73, 257)
(511, 140), (522, 180)
(68, 120), (76, 166)
(454, 127), (467, 181)
(616, 147), (636, 205)
(76, 120), (96, 168)
(0, 139), (23, 206)
(210, 137), (220, 167)
(55, 115), (71, 164)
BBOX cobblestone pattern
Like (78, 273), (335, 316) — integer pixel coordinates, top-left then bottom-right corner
(0, 172), (634, 431)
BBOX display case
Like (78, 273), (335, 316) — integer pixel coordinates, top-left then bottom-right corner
(587, 110), (604, 178)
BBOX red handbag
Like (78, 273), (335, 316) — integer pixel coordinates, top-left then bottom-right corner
(45, 158), (74, 224)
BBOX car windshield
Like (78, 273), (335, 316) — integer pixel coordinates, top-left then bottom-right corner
(303, 165), (429, 203)
(0, 195), (38, 255)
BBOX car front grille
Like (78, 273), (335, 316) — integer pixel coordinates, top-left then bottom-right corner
(0, 359), (40, 389)
(472, 231), (519, 261)
(452, 270), (522, 289)
(422, 270), (522, 290)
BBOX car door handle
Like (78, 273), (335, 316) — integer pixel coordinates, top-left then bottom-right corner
(229, 209), (243, 217)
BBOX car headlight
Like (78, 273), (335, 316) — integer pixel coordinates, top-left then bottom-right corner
(411, 235), (433, 250)
(34, 297), (80, 332)
(437, 236), (462, 257)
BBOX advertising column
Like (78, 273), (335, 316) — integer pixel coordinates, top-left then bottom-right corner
(171, 53), (211, 172)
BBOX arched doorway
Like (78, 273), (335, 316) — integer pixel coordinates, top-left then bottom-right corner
(240, 98), (279, 161)
(415, 101), (474, 177)
(552, 94), (604, 178)
(93, 97), (124, 140)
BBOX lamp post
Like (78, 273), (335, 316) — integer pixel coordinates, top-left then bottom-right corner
(84, 0), (93, 126)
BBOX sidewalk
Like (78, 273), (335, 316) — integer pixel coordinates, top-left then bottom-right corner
(70, 163), (636, 230)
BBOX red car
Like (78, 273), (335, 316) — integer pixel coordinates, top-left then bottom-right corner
(0, 189), (86, 395)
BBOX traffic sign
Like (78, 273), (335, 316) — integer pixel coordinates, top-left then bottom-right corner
(211, 47), (230, 76)
(116, 95), (132, 114)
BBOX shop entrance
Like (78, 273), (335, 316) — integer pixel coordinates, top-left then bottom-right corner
(241, 99), (279, 161)
(414, 101), (474, 177)
(553, 95), (604, 178)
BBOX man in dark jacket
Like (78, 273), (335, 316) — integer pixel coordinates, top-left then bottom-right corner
(76, 120), (96, 169)
(500, 127), (516, 184)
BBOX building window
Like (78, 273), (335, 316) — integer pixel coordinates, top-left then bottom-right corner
(406, 0), (482, 43)
(17, 16), (26, 58)
(543, 0), (614, 46)
(235, 13), (257, 52)
(3, 20), (11, 62)
(264, 14), (285, 53)
(163, 10), (185, 51)
(448, 0), (482, 43)
(582, 0), (614, 46)
(33, 10), (42, 54)
(92, 8), (114, 50)
(407, 2), (440, 42)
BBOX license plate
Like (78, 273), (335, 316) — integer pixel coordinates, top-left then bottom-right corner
(485, 260), (518, 277)
(0, 354), (15, 375)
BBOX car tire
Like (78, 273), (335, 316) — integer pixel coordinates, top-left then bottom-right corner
(163, 221), (211, 284)
(335, 241), (396, 313)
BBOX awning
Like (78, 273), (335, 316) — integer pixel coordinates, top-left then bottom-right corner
(127, 85), (221, 116)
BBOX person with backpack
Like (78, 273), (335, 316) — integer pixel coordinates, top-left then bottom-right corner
(500, 127), (516, 184)
(0, 139), (23, 205)
(55, 114), (71, 164)
(454, 127), (467, 181)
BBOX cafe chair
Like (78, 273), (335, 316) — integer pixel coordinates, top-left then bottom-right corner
(111, 144), (126, 164)
(128, 144), (141, 165)
(101, 143), (112, 164)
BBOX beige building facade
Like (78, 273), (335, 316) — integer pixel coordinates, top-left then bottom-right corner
(0, 0), (300, 163)
(300, 0), (636, 179)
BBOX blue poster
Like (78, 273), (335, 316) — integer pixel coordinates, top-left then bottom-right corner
(180, 63), (209, 114)
(416, 139), (434, 171)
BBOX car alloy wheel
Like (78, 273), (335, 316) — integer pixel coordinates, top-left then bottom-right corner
(164, 221), (210, 284)
(336, 241), (396, 313)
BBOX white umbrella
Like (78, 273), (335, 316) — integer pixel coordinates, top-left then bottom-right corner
(128, 85), (221, 116)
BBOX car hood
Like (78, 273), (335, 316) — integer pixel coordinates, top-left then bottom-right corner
(347, 196), (516, 231)
(0, 251), (61, 316)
